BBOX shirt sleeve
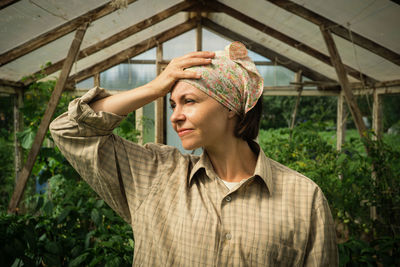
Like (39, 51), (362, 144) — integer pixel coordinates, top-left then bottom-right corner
(304, 190), (339, 266)
(50, 87), (184, 224)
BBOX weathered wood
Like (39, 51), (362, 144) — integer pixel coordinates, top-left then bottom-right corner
(0, 0), (138, 66)
(267, 0), (400, 66)
(290, 71), (303, 130)
(196, 12), (202, 51)
(24, 1), (195, 85)
(320, 25), (368, 140)
(0, 78), (24, 88)
(0, 86), (17, 94)
(336, 92), (346, 151)
(13, 88), (23, 181)
(372, 89), (383, 140)
(94, 73), (100, 87)
(68, 19), (197, 85)
(155, 44), (165, 144)
(208, 1), (376, 84)
(8, 23), (89, 214)
(0, 0), (20, 9)
(203, 18), (335, 83)
(263, 86), (400, 96)
(135, 107), (144, 145)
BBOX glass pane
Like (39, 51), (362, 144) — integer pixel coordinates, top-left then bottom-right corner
(256, 65), (295, 86)
(100, 64), (156, 90)
(132, 47), (156, 60)
(163, 30), (196, 59)
(76, 77), (94, 89)
(143, 102), (155, 144)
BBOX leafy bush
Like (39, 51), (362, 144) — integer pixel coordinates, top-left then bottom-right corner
(1, 77), (135, 266)
(259, 121), (400, 266)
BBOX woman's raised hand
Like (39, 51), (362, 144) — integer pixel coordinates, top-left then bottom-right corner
(148, 51), (215, 97)
(89, 51), (214, 115)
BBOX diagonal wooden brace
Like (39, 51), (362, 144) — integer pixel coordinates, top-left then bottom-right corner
(8, 22), (89, 214)
(320, 25), (369, 142)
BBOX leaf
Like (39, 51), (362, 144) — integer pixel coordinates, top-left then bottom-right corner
(43, 201), (54, 215)
(85, 231), (94, 249)
(17, 128), (35, 149)
(57, 207), (72, 223)
(68, 252), (89, 267)
(45, 241), (60, 254)
(337, 153), (347, 166)
(95, 199), (104, 209)
(91, 209), (101, 226)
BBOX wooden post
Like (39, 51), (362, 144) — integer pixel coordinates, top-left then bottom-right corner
(290, 70), (303, 130)
(320, 25), (369, 142)
(135, 108), (144, 144)
(8, 22), (89, 214)
(94, 73), (100, 87)
(336, 91), (347, 151)
(155, 44), (165, 144)
(372, 89), (383, 140)
(196, 12), (202, 51)
(13, 88), (24, 182)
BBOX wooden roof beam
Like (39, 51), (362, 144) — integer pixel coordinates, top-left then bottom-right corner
(266, 0), (400, 66)
(0, 0), (20, 10)
(0, 0), (138, 66)
(23, 0), (196, 85)
(67, 19), (197, 86)
(207, 1), (377, 85)
(202, 18), (335, 83)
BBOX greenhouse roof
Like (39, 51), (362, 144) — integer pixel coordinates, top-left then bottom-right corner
(0, 0), (399, 88)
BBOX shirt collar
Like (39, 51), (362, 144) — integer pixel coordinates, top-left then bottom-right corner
(188, 141), (273, 194)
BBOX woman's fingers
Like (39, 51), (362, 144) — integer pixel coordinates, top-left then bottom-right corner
(181, 51), (215, 59)
(175, 70), (201, 79)
(179, 57), (212, 69)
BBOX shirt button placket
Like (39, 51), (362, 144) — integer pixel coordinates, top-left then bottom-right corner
(225, 195), (232, 202)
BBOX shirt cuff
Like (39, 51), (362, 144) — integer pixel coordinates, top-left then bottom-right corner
(68, 86), (126, 132)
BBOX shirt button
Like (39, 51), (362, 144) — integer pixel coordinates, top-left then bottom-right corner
(225, 233), (232, 240)
(225, 196), (232, 202)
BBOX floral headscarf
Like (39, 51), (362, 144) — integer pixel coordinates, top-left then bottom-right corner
(181, 41), (264, 115)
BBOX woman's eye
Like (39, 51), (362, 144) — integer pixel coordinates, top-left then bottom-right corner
(185, 99), (195, 104)
(169, 103), (176, 110)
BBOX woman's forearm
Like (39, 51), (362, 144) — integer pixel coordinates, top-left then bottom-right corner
(89, 83), (160, 115)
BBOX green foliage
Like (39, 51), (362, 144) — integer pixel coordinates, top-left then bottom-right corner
(0, 76), (138, 266)
(259, 121), (400, 266)
(261, 96), (337, 129)
(0, 137), (15, 211)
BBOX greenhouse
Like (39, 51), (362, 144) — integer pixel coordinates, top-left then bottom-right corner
(1, 0), (399, 266)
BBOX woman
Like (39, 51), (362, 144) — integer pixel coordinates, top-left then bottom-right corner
(50, 42), (338, 266)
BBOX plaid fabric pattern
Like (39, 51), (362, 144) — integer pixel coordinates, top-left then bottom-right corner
(50, 87), (338, 266)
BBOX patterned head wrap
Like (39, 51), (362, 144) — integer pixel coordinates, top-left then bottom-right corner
(181, 41), (264, 115)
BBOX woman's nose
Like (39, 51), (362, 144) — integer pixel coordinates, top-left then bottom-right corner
(170, 106), (185, 124)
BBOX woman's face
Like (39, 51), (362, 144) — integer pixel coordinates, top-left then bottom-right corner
(170, 81), (233, 150)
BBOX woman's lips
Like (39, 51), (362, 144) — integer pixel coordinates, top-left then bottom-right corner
(178, 129), (194, 137)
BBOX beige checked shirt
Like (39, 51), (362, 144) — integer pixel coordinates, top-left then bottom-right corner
(50, 87), (338, 266)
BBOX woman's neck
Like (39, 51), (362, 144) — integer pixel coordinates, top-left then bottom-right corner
(205, 138), (257, 183)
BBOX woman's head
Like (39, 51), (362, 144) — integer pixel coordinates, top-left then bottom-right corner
(181, 42), (264, 116)
(171, 41), (264, 149)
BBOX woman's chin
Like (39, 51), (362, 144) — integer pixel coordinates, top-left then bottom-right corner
(181, 141), (201, 151)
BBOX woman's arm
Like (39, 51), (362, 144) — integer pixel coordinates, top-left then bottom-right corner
(90, 51), (214, 115)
